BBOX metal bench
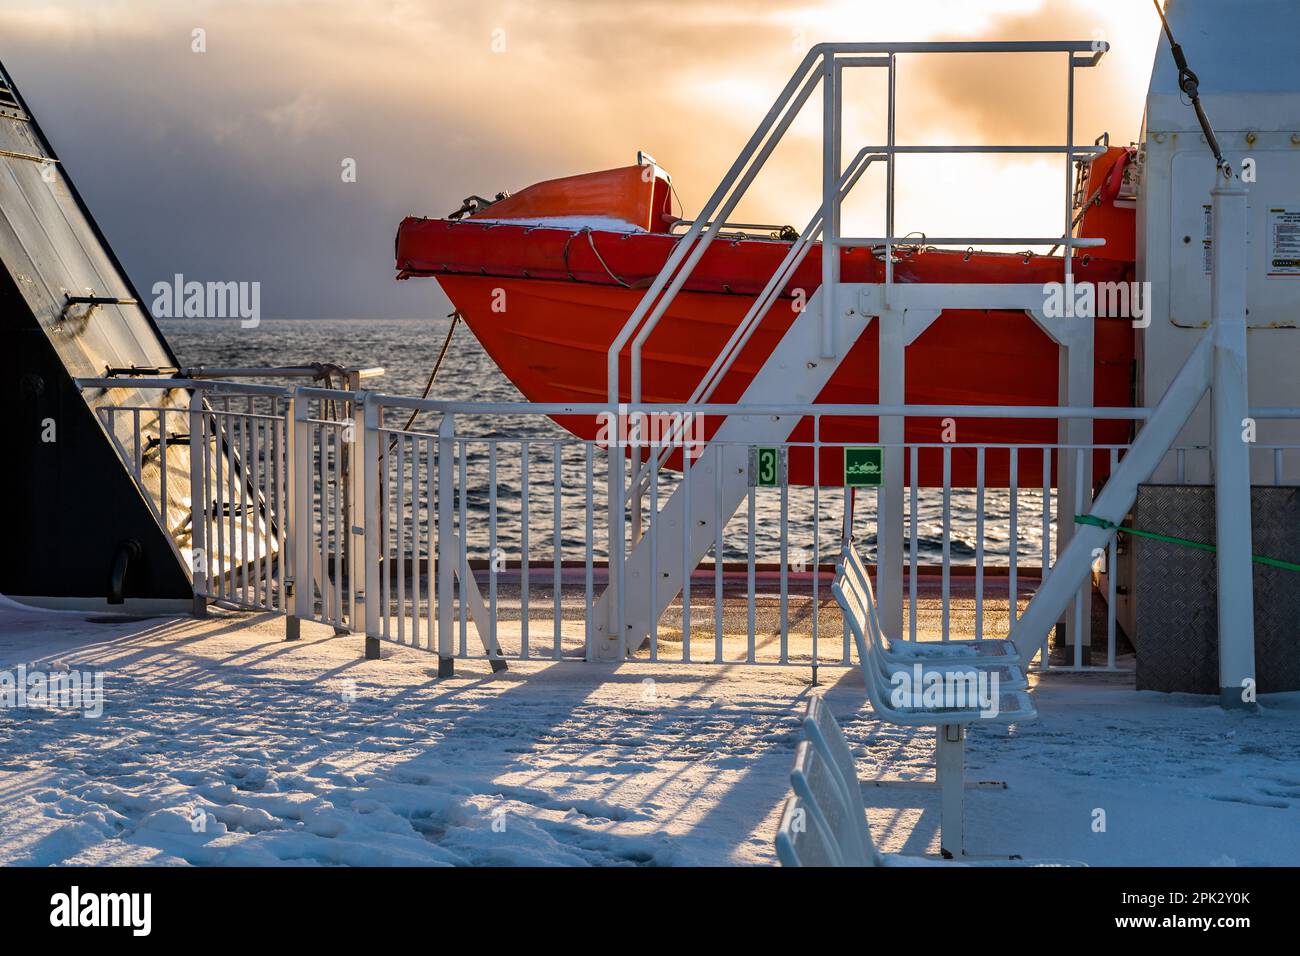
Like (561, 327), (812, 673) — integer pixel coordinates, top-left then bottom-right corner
(777, 697), (1081, 866)
(831, 547), (1037, 857)
(774, 793), (843, 868)
(839, 541), (1021, 665)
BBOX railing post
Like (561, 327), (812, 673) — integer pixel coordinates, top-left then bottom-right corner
(1027, 307), (1094, 665)
(361, 392), (382, 660)
(820, 51), (839, 359)
(188, 390), (208, 619)
(437, 414), (456, 677)
(1057, 317), (1093, 665)
(349, 383), (366, 633)
(287, 387), (312, 640)
(604, 426), (626, 661)
(1210, 172), (1256, 709)
(877, 310), (906, 640)
(884, 52), (896, 299)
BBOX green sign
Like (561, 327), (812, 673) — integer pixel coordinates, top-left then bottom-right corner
(754, 447), (780, 487)
(844, 447), (883, 487)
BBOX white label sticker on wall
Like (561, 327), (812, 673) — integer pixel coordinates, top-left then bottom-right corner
(1202, 204), (1213, 275)
(1268, 208), (1300, 277)
(1200, 203), (1259, 276)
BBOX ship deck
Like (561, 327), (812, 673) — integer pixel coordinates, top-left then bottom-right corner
(3, 586), (1295, 868)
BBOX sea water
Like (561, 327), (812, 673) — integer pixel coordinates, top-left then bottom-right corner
(160, 317), (1054, 568)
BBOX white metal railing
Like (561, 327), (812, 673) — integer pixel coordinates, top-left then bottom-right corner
(365, 398), (1145, 672)
(605, 40), (1111, 412)
(1168, 442), (1299, 486)
(88, 379), (358, 622)
(601, 40), (1113, 662)
(189, 388), (289, 612)
(81, 378), (1300, 675)
(372, 399), (1297, 673)
(95, 383), (291, 612)
(97, 400), (196, 573)
(291, 388), (362, 631)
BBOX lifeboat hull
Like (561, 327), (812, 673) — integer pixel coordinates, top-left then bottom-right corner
(397, 167), (1137, 488)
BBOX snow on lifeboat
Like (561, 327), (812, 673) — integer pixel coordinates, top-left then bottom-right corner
(396, 149), (1138, 487)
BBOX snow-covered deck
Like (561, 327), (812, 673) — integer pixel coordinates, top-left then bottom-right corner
(0, 604), (1296, 866)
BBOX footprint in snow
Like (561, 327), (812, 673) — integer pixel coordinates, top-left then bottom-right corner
(1206, 792), (1290, 809)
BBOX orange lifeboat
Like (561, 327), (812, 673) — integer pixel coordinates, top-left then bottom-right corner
(397, 151), (1138, 488)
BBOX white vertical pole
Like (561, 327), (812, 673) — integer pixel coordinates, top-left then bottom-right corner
(820, 53), (838, 359)
(812, 420), (821, 674)
(1073, 449), (1085, 668)
(1040, 447), (1051, 670)
(1107, 447), (1119, 670)
(521, 440), (530, 660)
(553, 446), (562, 659)
(437, 415), (455, 676)
(630, 454), (642, 552)
(188, 391), (208, 619)
(585, 444), (595, 661)
(975, 446), (985, 640)
(606, 415), (625, 658)
(747, 482), (756, 664)
(1038, 311), (1093, 659)
(841, 485), (853, 664)
(652, 452), (661, 661)
(1072, 325), (1093, 662)
(1008, 447), (1018, 631)
(779, 468), (788, 663)
(292, 389), (314, 639)
(361, 393), (382, 659)
(885, 53), (896, 299)
(878, 311), (906, 640)
(908, 445), (919, 642)
(936, 724), (965, 859)
(1210, 174), (1256, 708)
(941, 446), (951, 641)
(682, 455), (692, 662)
(349, 376), (366, 633)
(713, 453), (724, 664)
(1064, 55), (1075, 280)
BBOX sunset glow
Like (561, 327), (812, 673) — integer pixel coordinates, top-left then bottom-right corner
(1, 0), (1160, 316)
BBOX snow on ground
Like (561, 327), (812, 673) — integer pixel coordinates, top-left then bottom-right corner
(0, 604), (1297, 866)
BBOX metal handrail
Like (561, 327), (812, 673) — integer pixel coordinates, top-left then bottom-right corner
(603, 48), (823, 409)
(839, 237), (1108, 248)
(605, 40), (1110, 411)
(597, 40), (1111, 642)
(363, 397), (1161, 419)
(632, 149), (887, 495)
(81, 380), (1300, 423)
(76, 376), (292, 397)
(79, 378), (1300, 423)
(668, 220), (793, 236)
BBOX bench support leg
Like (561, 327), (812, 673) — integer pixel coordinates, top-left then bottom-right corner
(936, 724), (965, 859)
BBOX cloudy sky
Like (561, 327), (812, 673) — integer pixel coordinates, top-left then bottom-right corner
(0, 0), (1160, 319)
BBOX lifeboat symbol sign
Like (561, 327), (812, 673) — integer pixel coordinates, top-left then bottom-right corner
(844, 447), (883, 487)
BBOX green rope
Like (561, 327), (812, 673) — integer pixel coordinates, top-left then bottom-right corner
(1074, 514), (1300, 573)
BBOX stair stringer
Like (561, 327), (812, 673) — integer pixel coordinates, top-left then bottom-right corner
(594, 286), (872, 655)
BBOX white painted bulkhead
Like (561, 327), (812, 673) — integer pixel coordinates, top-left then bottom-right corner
(1138, 0), (1300, 484)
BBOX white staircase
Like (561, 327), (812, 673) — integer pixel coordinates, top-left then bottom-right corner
(593, 287), (867, 653)
(596, 40), (1120, 662)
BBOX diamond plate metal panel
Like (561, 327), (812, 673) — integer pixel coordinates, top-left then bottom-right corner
(1134, 484), (1300, 694)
